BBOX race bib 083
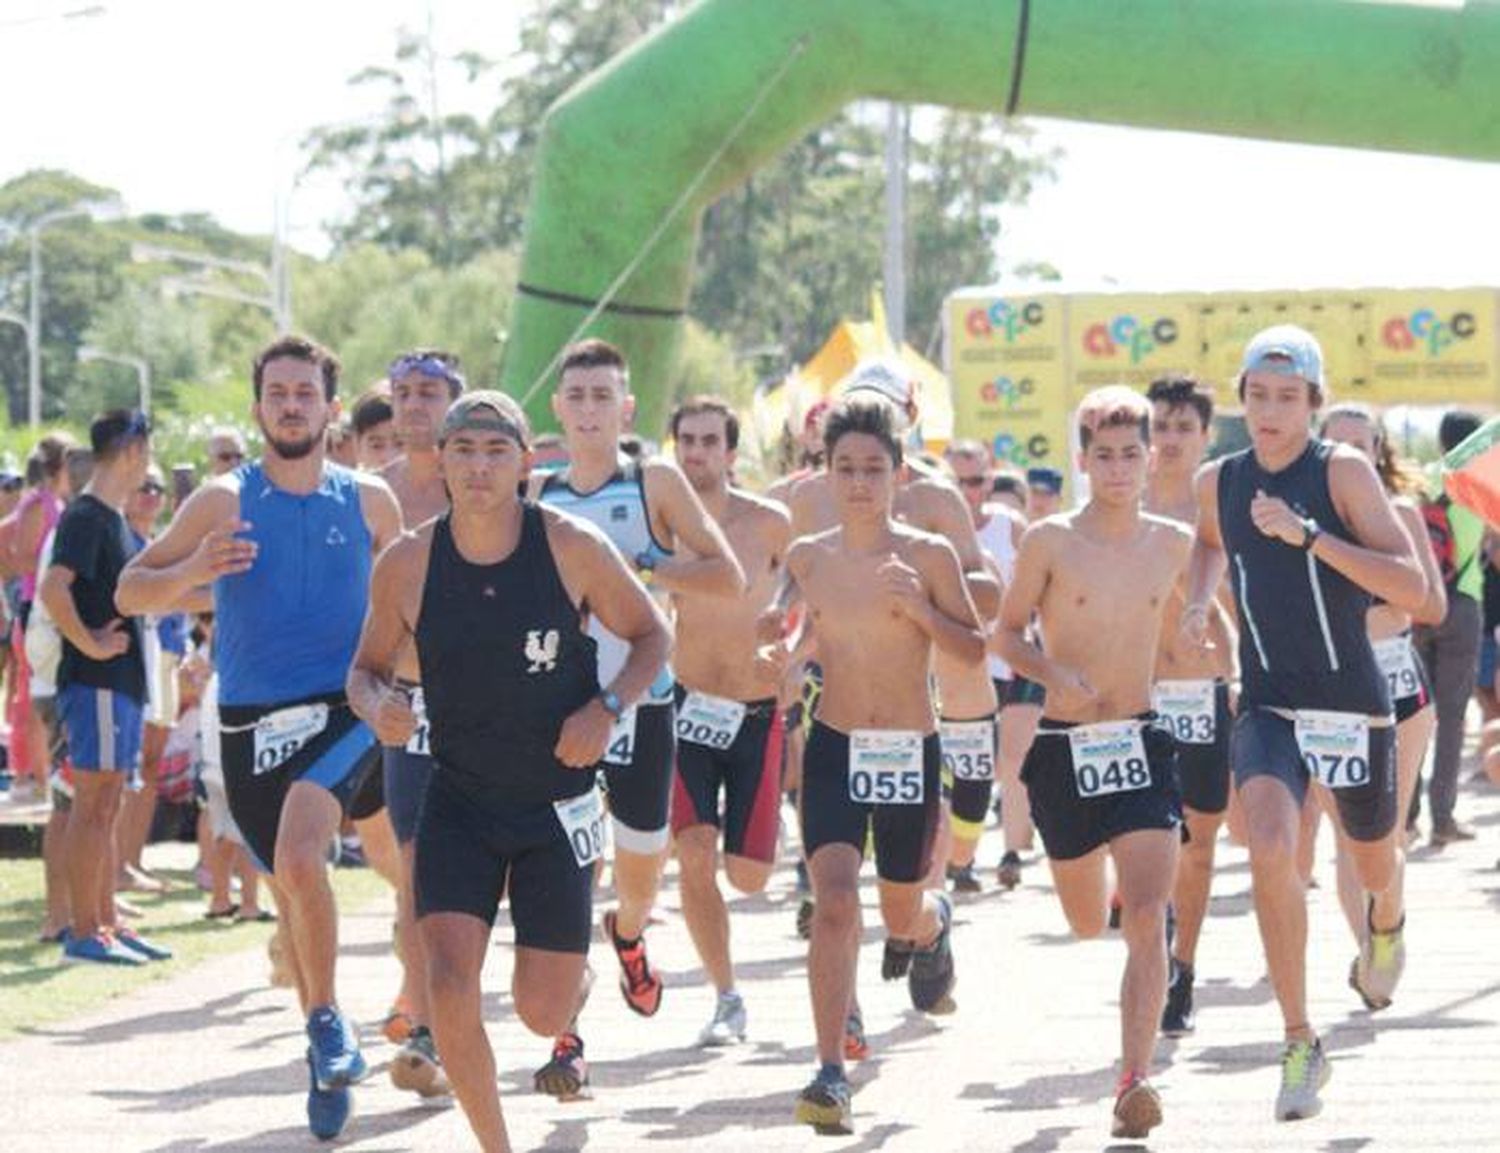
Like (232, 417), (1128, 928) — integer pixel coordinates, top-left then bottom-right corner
(1152, 680), (1216, 745)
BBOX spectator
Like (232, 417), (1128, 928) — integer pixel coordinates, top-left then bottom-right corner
(206, 427), (246, 477)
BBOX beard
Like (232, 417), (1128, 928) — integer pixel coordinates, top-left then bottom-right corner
(259, 414), (324, 461)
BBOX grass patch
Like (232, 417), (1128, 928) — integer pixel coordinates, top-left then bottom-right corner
(0, 855), (391, 1039)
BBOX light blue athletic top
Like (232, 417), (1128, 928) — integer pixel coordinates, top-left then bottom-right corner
(214, 462), (372, 706)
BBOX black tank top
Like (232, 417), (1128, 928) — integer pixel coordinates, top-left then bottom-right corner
(415, 504), (600, 807)
(1218, 440), (1390, 715)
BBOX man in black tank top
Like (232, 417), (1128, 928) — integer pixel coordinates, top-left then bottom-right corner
(1184, 327), (1428, 1123)
(348, 392), (671, 1151)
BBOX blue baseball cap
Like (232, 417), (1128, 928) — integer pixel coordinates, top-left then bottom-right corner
(1240, 324), (1325, 388)
(1025, 467), (1063, 494)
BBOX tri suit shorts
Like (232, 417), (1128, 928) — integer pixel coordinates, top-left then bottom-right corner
(670, 689), (784, 863)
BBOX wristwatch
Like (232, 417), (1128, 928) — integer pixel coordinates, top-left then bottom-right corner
(598, 689), (625, 721)
(1300, 518), (1322, 551)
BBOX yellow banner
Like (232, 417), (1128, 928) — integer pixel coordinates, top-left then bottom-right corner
(947, 293), (1071, 472)
(1193, 292), (1372, 401)
(1068, 293), (1200, 403)
(1365, 289), (1496, 406)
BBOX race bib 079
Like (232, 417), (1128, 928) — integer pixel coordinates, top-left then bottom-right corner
(1373, 637), (1421, 703)
(1067, 721), (1151, 798)
(848, 729), (925, 805)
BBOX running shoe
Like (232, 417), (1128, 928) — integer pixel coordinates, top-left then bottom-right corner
(1111, 1074), (1163, 1139)
(534, 1032), (588, 1099)
(1275, 1037), (1330, 1122)
(390, 1025), (450, 1098)
(881, 937), (914, 981)
(61, 930), (146, 966)
(794, 1067), (853, 1135)
(1350, 900), (1406, 1011)
(381, 999), (414, 1045)
(1161, 959), (1196, 1036)
(996, 850), (1023, 890)
(843, 1006), (869, 1061)
(1430, 818), (1476, 846)
(113, 927), (174, 962)
(946, 862), (982, 894)
(603, 910), (662, 1017)
(795, 898), (814, 940)
(697, 991), (747, 1047)
(908, 894), (956, 1014)
(306, 1005), (368, 1091)
(305, 1047), (352, 1141)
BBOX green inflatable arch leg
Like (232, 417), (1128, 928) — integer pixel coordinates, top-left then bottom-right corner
(502, 0), (1500, 434)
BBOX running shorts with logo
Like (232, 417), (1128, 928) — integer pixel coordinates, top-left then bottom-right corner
(58, 684), (144, 778)
(1021, 715), (1181, 861)
(1231, 707), (1397, 842)
(941, 713), (996, 836)
(219, 691), (376, 872)
(1154, 680), (1232, 815)
(670, 687), (783, 863)
(415, 770), (595, 954)
(799, 720), (941, 883)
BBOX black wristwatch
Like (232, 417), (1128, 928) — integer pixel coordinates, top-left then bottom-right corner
(598, 689), (625, 721)
(1300, 518), (1322, 551)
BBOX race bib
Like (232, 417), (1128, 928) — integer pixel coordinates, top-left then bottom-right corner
(252, 703), (329, 776)
(940, 719), (995, 781)
(1373, 637), (1421, 703)
(554, 788), (607, 867)
(1295, 710), (1371, 790)
(848, 730), (925, 805)
(601, 705), (638, 767)
(1153, 680), (1217, 745)
(404, 687), (430, 756)
(675, 692), (746, 750)
(1067, 721), (1151, 798)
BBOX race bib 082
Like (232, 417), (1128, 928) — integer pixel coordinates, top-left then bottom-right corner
(848, 729), (925, 805)
(554, 788), (607, 867)
(252, 703), (329, 776)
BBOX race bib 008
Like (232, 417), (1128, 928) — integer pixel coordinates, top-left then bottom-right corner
(676, 692), (746, 750)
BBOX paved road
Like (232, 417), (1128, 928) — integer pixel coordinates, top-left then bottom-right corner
(3, 777), (1499, 1152)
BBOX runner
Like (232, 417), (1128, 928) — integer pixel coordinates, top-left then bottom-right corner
(370, 349), (467, 1095)
(1142, 375), (1237, 1036)
(1183, 326), (1426, 1121)
(1318, 403), (1446, 1009)
(667, 396), (792, 1045)
(39, 410), (169, 966)
(348, 391), (670, 1153)
(788, 395), (984, 1135)
(996, 386), (1187, 1140)
(533, 339), (744, 1093)
(118, 336), (402, 1141)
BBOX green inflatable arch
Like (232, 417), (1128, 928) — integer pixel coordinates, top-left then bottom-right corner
(502, 0), (1500, 434)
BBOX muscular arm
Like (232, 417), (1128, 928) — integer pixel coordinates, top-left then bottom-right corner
(993, 526), (1068, 687)
(38, 564), (104, 660)
(645, 462), (746, 598)
(910, 539), (986, 664)
(921, 482), (1000, 618)
(1185, 462), (1230, 620)
(347, 538), (420, 744)
(116, 485), (244, 616)
(1320, 452), (1427, 611)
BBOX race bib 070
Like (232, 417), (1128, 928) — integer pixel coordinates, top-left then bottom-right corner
(1067, 721), (1151, 798)
(252, 703), (329, 776)
(1152, 679), (1216, 745)
(676, 692), (746, 750)
(1294, 710), (1371, 790)
(940, 719), (995, 781)
(848, 729), (925, 805)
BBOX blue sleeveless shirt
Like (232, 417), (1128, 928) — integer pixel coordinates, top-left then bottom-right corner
(215, 462), (372, 706)
(1217, 440), (1390, 716)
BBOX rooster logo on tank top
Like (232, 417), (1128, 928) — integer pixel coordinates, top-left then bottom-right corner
(524, 629), (560, 673)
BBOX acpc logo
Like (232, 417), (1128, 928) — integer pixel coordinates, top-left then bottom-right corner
(1082, 315), (1178, 364)
(964, 299), (1046, 342)
(1381, 309), (1476, 357)
(979, 376), (1035, 408)
(991, 432), (1051, 467)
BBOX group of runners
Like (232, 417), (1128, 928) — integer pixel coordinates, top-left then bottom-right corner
(30, 318), (1454, 1149)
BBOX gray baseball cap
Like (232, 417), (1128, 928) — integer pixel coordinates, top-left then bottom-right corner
(1240, 324), (1325, 388)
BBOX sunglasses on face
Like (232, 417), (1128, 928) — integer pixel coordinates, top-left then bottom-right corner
(957, 475), (990, 488)
(213, 450), (244, 464)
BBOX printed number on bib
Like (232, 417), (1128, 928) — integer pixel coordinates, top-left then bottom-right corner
(1373, 637), (1421, 702)
(601, 706), (638, 767)
(252, 703), (329, 776)
(1295, 710), (1371, 790)
(848, 730), (925, 804)
(675, 692), (746, 750)
(1152, 680), (1216, 745)
(940, 720), (994, 781)
(554, 788), (606, 867)
(1067, 721), (1151, 798)
(405, 687), (430, 756)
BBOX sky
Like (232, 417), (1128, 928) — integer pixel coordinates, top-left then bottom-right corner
(5, 0), (1500, 299)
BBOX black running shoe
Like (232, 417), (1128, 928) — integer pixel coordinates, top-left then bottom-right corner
(908, 894), (956, 1013)
(996, 850), (1022, 890)
(794, 1069), (853, 1134)
(881, 937), (914, 981)
(1161, 959), (1195, 1036)
(946, 863), (982, 894)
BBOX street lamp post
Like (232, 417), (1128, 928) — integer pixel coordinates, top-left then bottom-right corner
(78, 346), (151, 416)
(133, 243), (289, 331)
(0, 310), (32, 423)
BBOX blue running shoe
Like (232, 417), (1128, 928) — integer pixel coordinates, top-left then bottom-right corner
(307, 1005), (368, 1090)
(114, 927), (174, 962)
(306, 1048), (352, 1140)
(62, 931), (146, 966)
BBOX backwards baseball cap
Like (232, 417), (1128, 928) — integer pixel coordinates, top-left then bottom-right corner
(1025, 466), (1063, 494)
(1240, 324), (1325, 388)
(439, 390), (530, 448)
(838, 357), (916, 410)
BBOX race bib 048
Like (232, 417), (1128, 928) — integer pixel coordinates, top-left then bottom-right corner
(848, 729), (925, 805)
(1152, 680), (1216, 745)
(1067, 721), (1151, 798)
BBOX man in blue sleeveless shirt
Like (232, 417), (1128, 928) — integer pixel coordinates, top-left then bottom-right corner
(531, 339), (744, 1095)
(349, 391), (670, 1152)
(1184, 326), (1427, 1123)
(119, 336), (402, 1141)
